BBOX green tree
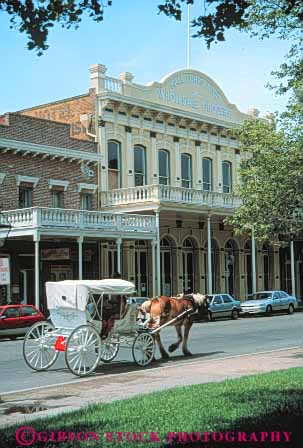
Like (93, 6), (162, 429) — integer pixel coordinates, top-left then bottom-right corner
(1, 0), (302, 54)
(228, 114), (303, 243)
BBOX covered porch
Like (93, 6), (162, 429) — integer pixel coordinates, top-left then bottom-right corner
(0, 207), (158, 309)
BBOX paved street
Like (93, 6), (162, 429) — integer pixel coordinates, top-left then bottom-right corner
(0, 312), (302, 394)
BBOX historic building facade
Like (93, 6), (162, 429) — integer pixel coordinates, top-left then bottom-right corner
(1, 64), (301, 307)
(0, 113), (156, 309)
(87, 65), (283, 300)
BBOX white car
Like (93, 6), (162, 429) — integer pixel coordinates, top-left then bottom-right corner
(240, 291), (298, 316)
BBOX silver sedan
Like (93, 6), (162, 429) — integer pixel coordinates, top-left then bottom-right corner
(240, 291), (298, 316)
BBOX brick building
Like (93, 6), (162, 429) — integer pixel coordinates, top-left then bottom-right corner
(0, 113), (156, 309)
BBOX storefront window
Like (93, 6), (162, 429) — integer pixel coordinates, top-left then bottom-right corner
(108, 140), (121, 190)
(159, 150), (170, 185)
(134, 145), (146, 186)
(51, 190), (64, 208)
(80, 193), (93, 210)
(19, 187), (33, 208)
(222, 161), (232, 193)
(181, 153), (192, 188)
(202, 158), (212, 191)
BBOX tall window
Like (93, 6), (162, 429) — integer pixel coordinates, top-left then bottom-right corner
(202, 158), (212, 191)
(159, 150), (170, 185)
(134, 145), (146, 186)
(51, 190), (64, 208)
(80, 193), (93, 210)
(222, 161), (232, 193)
(19, 187), (33, 208)
(181, 153), (192, 188)
(108, 141), (121, 190)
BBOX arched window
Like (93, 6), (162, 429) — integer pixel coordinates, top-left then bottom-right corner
(202, 158), (212, 191)
(134, 145), (146, 186)
(159, 150), (170, 185)
(222, 161), (232, 193)
(108, 140), (121, 190)
(181, 153), (192, 188)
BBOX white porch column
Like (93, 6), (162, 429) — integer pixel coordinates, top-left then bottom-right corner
(116, 238), (122, 275)
(151, 239), (156, 296)
(34, 233), (40, 309)
(156, 211), (161, 295)
(207, 215), (213, 294)
(78, 236), (83, 280)
(290, 240), (296, 297)
(251, 228), (257, 295)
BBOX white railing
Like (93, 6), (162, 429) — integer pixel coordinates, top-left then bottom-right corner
(101, 185), (242, 209)
(104, 77), (123, 94)
(0, 208), (156, 234)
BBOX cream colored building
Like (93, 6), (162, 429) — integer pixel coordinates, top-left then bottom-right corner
(87, 64), (282, 300)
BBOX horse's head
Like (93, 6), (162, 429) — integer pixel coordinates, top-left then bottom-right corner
(139, 299), (152, 316)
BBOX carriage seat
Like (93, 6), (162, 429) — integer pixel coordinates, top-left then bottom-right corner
(108, 302), (138, 336)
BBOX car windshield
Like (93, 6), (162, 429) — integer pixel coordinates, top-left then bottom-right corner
(254, 293), (272, 300)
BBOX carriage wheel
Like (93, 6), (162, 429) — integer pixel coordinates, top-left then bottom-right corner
(132, 332), (155, 367)
(65, 325), (102, 377)
(100, 338), (119, 363)
(23, 321), (59, 371)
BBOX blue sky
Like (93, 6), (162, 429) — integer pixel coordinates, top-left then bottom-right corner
(0, 0), (291, 115)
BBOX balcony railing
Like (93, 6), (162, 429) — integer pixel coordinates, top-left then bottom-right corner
(100, 185), (242, 209)
(0, 208), (156, 234)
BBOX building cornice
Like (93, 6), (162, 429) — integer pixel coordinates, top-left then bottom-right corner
(0, 138), (102, 163)
(98, 94), (242, 129)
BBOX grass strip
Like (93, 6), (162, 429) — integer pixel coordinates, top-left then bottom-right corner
(1, 367), (303, 447)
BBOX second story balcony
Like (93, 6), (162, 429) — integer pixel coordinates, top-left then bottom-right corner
(100, 185), (242, 214)
(0, 207), (156, 240)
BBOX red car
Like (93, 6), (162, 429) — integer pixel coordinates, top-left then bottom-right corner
(0, 304), (45, 340)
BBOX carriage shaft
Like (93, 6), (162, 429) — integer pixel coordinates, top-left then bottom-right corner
(150, 308), (194, 335)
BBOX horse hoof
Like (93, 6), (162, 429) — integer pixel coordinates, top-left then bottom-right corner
(183, 351), (192, 356)
(161, 352), (170, 359)
(168, 344), (177, 353)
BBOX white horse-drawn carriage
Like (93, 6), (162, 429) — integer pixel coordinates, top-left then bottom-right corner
(23, 279), (156, 377)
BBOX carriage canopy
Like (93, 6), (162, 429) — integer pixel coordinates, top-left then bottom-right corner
(46, 279), (136, 311)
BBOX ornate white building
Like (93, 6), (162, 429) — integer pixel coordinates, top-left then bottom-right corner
(90, 64), (283, 300)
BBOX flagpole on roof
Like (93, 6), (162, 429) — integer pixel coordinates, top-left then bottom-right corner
(187, 2), (191, 69)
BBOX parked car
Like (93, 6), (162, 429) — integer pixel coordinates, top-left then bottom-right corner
(127, 297), (150, 321)
(0, 304), (45, 340)
(240, 291), (298, 316)
(207, 294), (241, 321)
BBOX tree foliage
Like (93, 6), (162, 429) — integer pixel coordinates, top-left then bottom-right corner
(159, 0), (303, 46)
(0, 0), (112, 55)
(228, 114), (303, 243)
(1, 0), (303, 54)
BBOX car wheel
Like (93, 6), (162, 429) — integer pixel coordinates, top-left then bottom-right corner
(288, 304), (294, 315)
(231, 309), (239, 320)
(266, 305), (272, 316)
(207, 311), (212, 322)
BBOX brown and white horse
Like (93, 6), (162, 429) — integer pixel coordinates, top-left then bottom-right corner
(139, 294), (208, 359)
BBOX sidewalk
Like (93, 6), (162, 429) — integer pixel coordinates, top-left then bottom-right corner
(1, 347), (302, 428)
